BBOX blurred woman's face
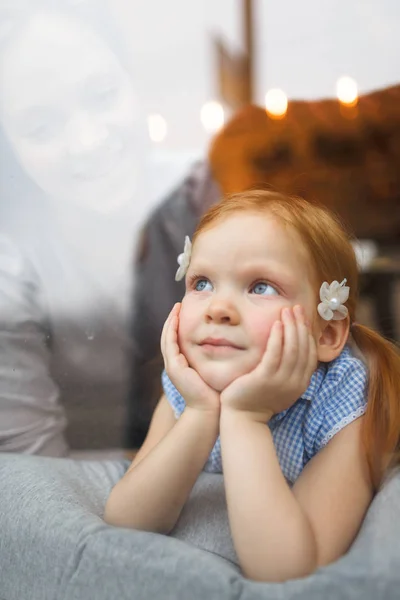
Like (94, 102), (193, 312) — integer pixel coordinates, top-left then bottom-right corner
(0, 13), (142, 213)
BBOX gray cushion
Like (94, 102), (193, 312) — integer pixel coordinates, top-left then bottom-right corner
(0, 453), (400, 600)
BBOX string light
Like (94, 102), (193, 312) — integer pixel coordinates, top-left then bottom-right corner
(265, 88), (288, 118)
(148, 114), (168, 143)
(200, 101), (225, 133)
(148, 78), (360, 142)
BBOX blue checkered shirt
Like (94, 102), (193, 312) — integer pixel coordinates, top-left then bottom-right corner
(162, 345), (368, 484)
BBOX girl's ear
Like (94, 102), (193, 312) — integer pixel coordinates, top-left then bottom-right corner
(316, 318), (349, 362)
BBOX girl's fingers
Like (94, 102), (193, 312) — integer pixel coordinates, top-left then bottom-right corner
(305, 332), (318, 381)
(280, 307), (299, 375)
(168, 317), (180, 354)
(160, 318), (168, 359)
(166, 305), (182, 365)
(161, 303), (180, 363)
(292, 306), (318, 389)
(160, 310), (173, 358)
(293, 305), (309, 374)
(262, 319), (283, 373)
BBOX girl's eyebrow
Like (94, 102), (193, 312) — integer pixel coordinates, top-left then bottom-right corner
(186, 261), (213, 274)
(188, 260), (298, 288)
(235, 260), (297, 282)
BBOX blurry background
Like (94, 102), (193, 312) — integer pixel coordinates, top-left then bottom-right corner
(2, 0), (400, 232)
(111, 0), (400, 150)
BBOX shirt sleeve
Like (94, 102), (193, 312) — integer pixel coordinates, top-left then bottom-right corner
(161, 370), (186, 419)
(0, 235), (68, 456)
(304, 355), (368, 458)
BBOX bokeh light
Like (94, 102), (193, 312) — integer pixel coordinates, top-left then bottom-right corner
(265, 88), (288, 118)
(200, 101), (225, 133)
(336, 76), (358, 106)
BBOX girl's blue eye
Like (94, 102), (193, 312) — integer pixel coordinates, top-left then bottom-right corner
(251, 282), (278, 296)
(195, 279), (213, 292)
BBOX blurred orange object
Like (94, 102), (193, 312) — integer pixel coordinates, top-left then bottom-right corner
(209, 84), (400, 243)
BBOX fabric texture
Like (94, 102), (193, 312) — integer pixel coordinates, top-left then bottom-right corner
(0, 235), (69, 456)
(0, 453), (400, 600)
(163, 345), (368, 482)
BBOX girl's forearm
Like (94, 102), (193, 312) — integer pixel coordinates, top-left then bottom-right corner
(220, 409), (317, 582)
(104, 407), (219, 533)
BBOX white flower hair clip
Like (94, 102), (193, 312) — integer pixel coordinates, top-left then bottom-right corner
(317, 278), (350, 321)
(175, 236), (192, 281)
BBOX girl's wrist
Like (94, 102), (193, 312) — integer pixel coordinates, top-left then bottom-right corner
(220, 405), (274, 425)
(184, 405), (221, 422)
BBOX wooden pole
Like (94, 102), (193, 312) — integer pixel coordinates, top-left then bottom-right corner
(212, 0), (255, 109)
(243, 0), (254, 104)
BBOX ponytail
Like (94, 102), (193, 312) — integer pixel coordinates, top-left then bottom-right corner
(351, 324), (400, 489)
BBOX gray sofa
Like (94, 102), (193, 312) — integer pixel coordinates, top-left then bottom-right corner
(1, 453), (400, 600)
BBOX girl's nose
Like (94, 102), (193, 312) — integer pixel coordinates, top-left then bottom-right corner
(205, 297), (240, 325)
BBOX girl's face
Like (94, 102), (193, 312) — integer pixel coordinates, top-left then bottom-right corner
(178, 212), (320, 391)
(0, 13), (142, 213)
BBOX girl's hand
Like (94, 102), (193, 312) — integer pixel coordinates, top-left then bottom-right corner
(220, 305), (317, 422)
(161, 303), (220, 414)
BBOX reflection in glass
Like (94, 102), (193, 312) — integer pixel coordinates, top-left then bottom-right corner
(0, 0), (150, 455)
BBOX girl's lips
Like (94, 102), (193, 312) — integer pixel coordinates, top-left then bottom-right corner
(199, 337), (244, 350)
(200, 344), (242, 356)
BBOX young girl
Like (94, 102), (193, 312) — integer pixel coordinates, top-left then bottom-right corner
(105, 190), (400, 582)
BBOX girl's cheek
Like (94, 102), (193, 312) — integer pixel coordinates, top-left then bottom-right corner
(177, 300), (196, 344)
(177, 318), (190, 351)
(179, 297), (192, 324)
(250, 316), (276, 348)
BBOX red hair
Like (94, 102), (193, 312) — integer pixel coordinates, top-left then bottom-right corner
(193, 190), (400, 488)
